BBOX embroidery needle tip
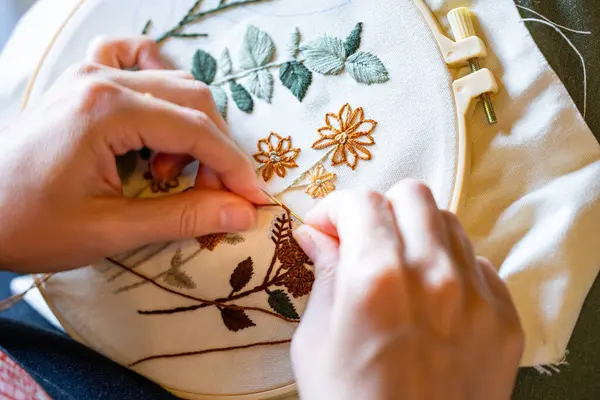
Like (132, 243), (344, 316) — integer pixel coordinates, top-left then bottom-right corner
(258, 188), (305, 224)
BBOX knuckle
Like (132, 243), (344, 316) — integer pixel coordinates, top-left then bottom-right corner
(390, 179), (433, 201)
(191, 80), (212, 100)
(67, 62), (103, 77)
(76, 79), (121, 113)
(87, 35), (115, 54)
(422, 252), (462, 294)
(137, 36), (157, 50)
(178, 204), (200, 239)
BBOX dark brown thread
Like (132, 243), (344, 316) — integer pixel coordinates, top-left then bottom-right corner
(129, 339), (291, 367)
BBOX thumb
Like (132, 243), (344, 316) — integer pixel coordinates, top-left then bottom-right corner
(110, 189), (257, 248)
(293, 225), (339, 327)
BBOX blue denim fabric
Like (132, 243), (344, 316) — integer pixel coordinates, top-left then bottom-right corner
(0, 318), (180, 400)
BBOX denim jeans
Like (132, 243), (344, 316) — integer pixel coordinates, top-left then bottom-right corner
(0, 318), (179, 400)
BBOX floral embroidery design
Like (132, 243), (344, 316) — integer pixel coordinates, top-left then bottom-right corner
(254, 132), (301, 182)
(305, 165), (336, 198)
(312, 103), (377, 170)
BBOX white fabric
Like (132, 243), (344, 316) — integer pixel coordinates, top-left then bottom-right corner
(0, 0), (598, 397)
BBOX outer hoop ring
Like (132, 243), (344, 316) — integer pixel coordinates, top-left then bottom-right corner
(22, 0), (471, 399)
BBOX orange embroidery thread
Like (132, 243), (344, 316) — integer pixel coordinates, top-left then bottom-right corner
(305, 165), (336, 198)
(312, 103), (377, 170)
(254, 132), (301, 182)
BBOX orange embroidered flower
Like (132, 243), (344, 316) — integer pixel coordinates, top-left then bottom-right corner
(312, 103), (377, 170)
(253, 132), (301, 182)
(305, 165), (336, 198)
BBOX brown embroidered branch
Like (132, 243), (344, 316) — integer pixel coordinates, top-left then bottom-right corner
(135, 210), (313, 325)
(129, 339), (291, 367)
(105, 257), (298, 323)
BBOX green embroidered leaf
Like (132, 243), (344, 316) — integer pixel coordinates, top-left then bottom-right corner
(230, 257), (254, 292)
(288, 27), (301, 58)
(219, 48), (233, 75)
(209, 86), (228, 119)
(164, 269), (197, 290)
(171, 249), (184, 268)
(246, 70), (274, 103)
(240, 25), (275, 69)
(344, 22), (363, 56)
(229, 81), (254, 113)
(116, 151), (137, 183)
(300, 35), (346, 75)
(192, 49), (217, 84)
(220, 308), (256, 332)
(279, 61), (312, 101)
(345, 51), (389, 84)
(223, 233), (245, 245)
(268, 290), (299, 319)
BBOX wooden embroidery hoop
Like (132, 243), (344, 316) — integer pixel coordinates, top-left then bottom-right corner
(21, 0), (498, 398)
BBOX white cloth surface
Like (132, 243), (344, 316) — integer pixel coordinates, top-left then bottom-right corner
(0, 0), (598, 398)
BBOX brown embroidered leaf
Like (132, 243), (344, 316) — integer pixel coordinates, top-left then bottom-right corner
(268, 290), (299, 319)
(220, 308), (256, 332)
(223, 233), (245, 245)
(230, 257), (254, 292)
(164, 269), (197, 290)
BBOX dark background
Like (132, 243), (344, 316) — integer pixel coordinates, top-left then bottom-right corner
(1, 1), (599, 398)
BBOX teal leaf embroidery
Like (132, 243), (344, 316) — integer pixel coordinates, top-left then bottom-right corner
(268, 289), (299, 319)
(230, 257), (254, 293)
(246, 70), (274, 103)
(300, 35), (347, 75)
(229, 81), (254, 113)
(220, 308), (256, 332)
(240, 25), (275, 69)
(192, 49), (217, 84)
(288, 27), (301, 58)
(345, 51), (389, 84)
(219, 48), (233, 75)
(344, 22), (363, 56)
(209, 86), (228, 119)
(279, 61), (312, 101)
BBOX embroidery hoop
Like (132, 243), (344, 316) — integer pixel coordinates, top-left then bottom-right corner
(21, 0), (498, 398)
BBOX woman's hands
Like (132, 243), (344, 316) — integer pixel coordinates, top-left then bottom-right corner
(0, 37), (263, 272)
(292, 180), (523, 400)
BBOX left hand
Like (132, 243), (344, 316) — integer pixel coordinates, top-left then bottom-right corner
(0, 36), (264, 273)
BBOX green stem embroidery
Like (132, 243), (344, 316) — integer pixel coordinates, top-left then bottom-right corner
(212, 60), (290, 86)
(155, 0), (272, 44)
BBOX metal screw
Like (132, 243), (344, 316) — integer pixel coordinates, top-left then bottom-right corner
(468, 58), (497, 125)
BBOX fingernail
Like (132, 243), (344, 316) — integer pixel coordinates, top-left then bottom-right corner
(220, 204), (257, 231)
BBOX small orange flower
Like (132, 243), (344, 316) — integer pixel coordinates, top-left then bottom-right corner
(312, 103), (377, 170)
(253, 132), (301, 182)
(305, 165), (336, 198)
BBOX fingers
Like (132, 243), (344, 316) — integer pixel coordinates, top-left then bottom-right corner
(303, 190), (404, 289)
(101, 86), (262, 203)
(86, 36), (169, 70)
(385, 180), (449, 263)
(104, 189), (257, 248)
(293, 225), (339, 327)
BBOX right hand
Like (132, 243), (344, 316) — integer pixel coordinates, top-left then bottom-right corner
(292, 180), (523, 400)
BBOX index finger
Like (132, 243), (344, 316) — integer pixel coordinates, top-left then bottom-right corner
(303, 190), (404, 286)
(107, 85), (263, 203)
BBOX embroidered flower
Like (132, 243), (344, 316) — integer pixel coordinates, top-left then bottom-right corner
(277, 237), (310, 268)
(254, 132), (301, 182)
(305, 165), (336, 198)
(196, 233), (228, 251)
(312, 103), (377, 170)
(281, 265), (315, 298)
